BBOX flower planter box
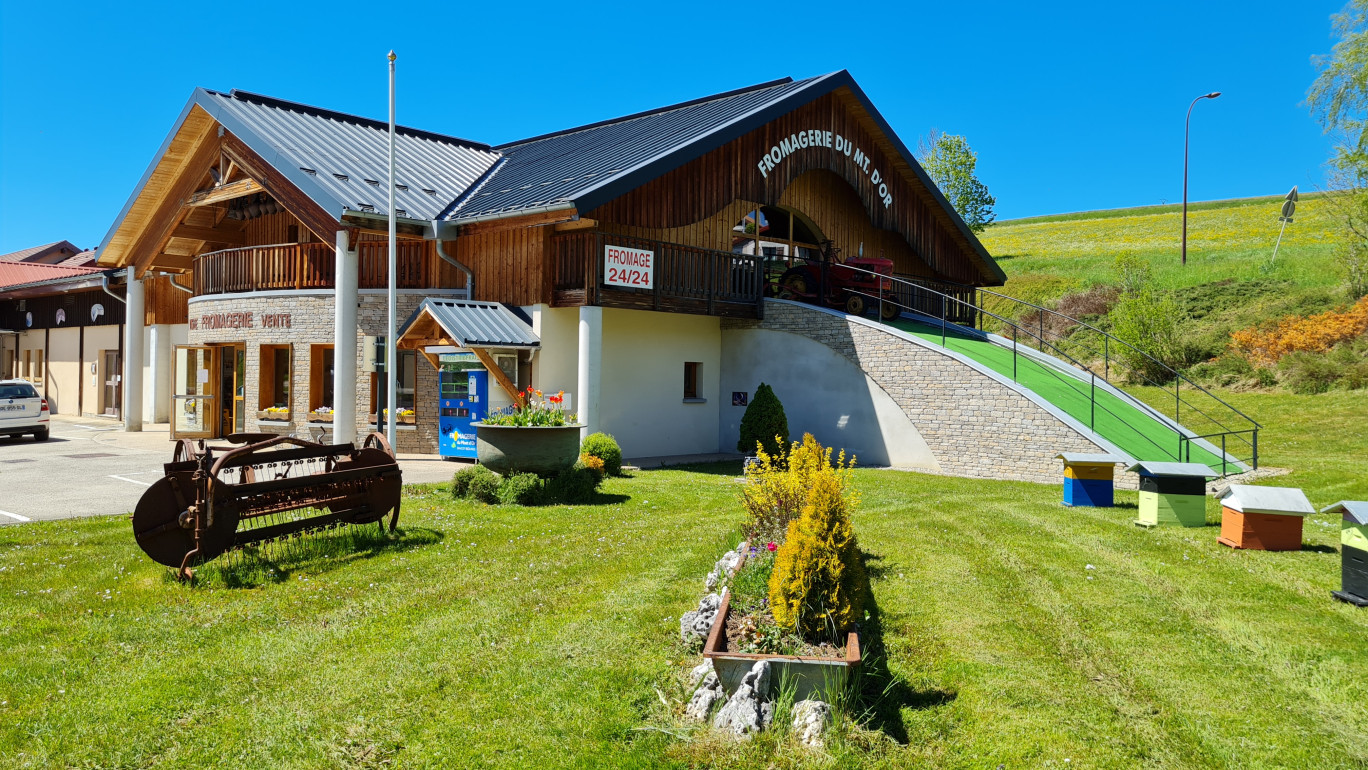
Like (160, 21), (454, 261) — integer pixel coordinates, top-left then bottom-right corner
(702, 593), (860, 703)
(257, 410), (290, 422)
(398, 413), (416, 425)
(308, 411), (334, 423)
(474, 423), (583, 477)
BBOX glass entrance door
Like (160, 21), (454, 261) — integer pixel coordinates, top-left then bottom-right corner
(173, 345), (219, 439)
(220, 346), (245, 437)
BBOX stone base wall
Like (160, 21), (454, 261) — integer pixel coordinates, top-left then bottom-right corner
(187, 291), (440, 454)
(726, 301), (1118, 486)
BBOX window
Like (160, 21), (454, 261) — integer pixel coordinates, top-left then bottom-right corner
(730, 206), (824, 267)
(369, 350), (416, 422)
(258, 344), (292, 413)
(684, 361), (702, 401)
(310, 345), (335, 412)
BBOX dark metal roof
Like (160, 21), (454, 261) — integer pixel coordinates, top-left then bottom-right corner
(442, 76), (818, 220)
(1126, 461), (1219, 478)
(399, 299), (540, 349)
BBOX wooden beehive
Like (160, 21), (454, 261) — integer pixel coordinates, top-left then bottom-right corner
(1127, 462), (1217, 528)
(1057, 453), (1123, 507)
(1322, 501), (1368, 606)
(1216, 484), (1315, 551)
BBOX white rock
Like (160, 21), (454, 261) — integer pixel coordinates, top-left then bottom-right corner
(688, 659), (714, 687)
(792, 699), (832, 747)
(712, 660), (773, 738)
(679, 593), (724, 643)
(684, 671), (724, 722)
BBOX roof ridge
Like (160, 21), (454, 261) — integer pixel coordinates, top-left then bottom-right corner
(212, 89), (496, 152)
(494, 75), (805, 150)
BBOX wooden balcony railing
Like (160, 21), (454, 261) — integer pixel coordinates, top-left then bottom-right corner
(550, 231), (766, 318)
(193, 241), (432, 297)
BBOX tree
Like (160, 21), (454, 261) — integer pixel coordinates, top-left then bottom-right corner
(737, 382), (789, 456)
(917, 129), (997, 232)
(1309, 1), (1368, 299)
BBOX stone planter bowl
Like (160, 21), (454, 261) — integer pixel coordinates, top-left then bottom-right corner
(703, 593), (861, 703)
(474, 423), (584, 477)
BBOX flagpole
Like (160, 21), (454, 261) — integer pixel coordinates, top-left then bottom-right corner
(386, 50), (398, 451)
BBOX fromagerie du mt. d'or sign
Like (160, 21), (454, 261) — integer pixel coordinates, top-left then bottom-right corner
(755, 129), (894, 208)
(604, 245), (654, 289)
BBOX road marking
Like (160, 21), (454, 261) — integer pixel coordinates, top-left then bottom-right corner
(108, 474), (154, 487)
(0, 510), (32, 522)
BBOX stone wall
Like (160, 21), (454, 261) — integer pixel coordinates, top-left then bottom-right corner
(725, 301), (1122, 486)
(187, 291), (443, 454)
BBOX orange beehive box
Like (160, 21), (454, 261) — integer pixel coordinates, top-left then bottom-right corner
(1216, 484), (1315, 551)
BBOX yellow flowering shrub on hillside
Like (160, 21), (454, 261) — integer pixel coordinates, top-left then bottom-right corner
(1230, 296), (1368, 366)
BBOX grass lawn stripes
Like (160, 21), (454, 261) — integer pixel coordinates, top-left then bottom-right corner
(887, 317), (1229, 468)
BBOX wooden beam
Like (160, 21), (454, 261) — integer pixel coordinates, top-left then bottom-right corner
(552, 217), (598, 232)
(419, 349), (441, 372)
(221, 132), (340, 244)
(171, 225), (246, 245)
(185, 178), (263, 207)
(128, 131), (223, 278)
(152, 254), (196, 271)
(471, 347), (524, 407)
(457, 208), (577, 236)
(340, 213), (429, 239)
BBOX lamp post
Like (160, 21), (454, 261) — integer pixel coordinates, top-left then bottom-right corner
(1182, 91), (1221, 267)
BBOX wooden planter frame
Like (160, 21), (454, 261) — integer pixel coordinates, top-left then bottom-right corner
(702, 592), (860, 702)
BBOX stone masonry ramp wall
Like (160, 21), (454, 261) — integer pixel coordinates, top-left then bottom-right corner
(723, 300), (1126, 486)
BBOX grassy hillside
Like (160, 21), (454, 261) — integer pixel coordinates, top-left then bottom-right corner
(976, 194), (1360, 389)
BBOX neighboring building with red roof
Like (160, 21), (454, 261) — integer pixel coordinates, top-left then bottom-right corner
(0, 240), (85, 265)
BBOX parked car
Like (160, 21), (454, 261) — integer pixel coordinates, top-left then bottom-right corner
(0, 379), (50, 441)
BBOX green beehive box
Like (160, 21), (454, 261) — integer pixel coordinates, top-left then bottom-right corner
(1128, 462), (1217, 529)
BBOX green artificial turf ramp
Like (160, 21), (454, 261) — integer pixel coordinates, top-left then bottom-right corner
(886, 317), (1231, 468)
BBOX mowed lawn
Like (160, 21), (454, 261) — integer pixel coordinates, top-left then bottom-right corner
(3, 390), (1367, 768)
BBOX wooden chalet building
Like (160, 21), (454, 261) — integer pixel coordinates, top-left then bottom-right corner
(94, 71), (1004, 458)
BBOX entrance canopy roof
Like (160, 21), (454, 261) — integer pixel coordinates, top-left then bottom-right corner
(398, 299), (539, 353)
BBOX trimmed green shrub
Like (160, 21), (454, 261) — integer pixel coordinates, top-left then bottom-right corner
(453, 465), (500, 504)
(767, 462), (867, 641)
(497, 473), (544, 506)
(580, 432), (623, 476)
(737, 382), (789, 456)
(546, 461), (602, 504)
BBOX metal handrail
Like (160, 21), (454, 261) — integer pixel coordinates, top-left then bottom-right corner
(798, 258), (1258, 471)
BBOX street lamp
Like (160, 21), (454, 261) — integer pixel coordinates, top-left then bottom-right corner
(1183, 91), (1221, 267)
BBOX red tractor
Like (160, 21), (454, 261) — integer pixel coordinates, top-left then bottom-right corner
(769, 241), (901, 321)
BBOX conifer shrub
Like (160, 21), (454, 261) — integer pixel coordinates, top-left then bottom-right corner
(737, 383), (789, 456)
(580, 432), (623, 476)
(578, 453), (606, 480)
(497, 472), (544, 506)
(768, 470), (868, 640)
(452, 465), (500, 504)
(741, 433), (856, 545)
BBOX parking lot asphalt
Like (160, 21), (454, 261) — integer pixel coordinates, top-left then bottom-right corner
(0, 415), (461, 526)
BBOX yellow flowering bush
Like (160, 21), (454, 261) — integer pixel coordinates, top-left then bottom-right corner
(767, 470), (868, 639)
(741, 433), (857, 545)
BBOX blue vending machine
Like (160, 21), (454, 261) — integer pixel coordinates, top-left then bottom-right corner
(438, 364), (487, 459)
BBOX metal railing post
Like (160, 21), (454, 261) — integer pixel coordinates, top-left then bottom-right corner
(1012, 327), (1018, 382)
(878, 280), (884, 324)
(941, 294), (947, 347)
(1252, 430), (1258, 470)
(1222, 434), (1228, 477)
(1104, 336), (1109, 381)
(1090, 373), (1095, 430)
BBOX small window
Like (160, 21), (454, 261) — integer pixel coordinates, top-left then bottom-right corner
(310, 345), (335, 412)
(258, 344), (292, 414)
(684, 361), (702, 401)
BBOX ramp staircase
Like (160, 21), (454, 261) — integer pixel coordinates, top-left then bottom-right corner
(813, 264), (1259, 475)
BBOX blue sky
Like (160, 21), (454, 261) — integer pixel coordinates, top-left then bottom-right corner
(0, 0), (1348, 254)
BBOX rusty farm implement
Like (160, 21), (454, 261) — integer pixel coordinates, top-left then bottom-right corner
(132, 432), (403, 580)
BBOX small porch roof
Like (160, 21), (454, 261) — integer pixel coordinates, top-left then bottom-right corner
(397, 299), (539, 353)
(1321, 501), (1368, 525)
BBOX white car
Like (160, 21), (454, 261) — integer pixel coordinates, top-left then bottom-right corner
(0, 379), (50, 441)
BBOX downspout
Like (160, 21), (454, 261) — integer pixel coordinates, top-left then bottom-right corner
(431, 219), (474, 300)
(162, 273), (193, 294)
(101, 271), (126, 304)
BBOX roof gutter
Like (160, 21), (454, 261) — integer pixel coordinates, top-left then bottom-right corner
(444, 201), (576, 227)
(160, 272), (193, 294)
(102, 272), (127, 305)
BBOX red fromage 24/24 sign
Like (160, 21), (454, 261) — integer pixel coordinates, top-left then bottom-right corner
(604, 245), (654, 289)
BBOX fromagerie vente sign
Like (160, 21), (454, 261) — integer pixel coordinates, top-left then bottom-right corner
(604, 245), (654, 289)
(190, 312), (293, 331)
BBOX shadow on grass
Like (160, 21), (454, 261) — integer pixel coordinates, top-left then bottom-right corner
(193, 525), (444, 588)
(851, 551), (956, 745)
(1301, 544), (1338, 554)
(634, 461), (746, 477)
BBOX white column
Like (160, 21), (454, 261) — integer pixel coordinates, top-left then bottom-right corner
(577, 305), (602, 438)
(334, 230), (359, 445)
(122, 276), (144, 431)
(148, 324), (172, 423)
